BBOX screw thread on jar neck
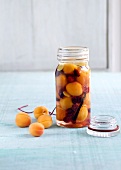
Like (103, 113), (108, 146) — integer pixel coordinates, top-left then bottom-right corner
(57, 46), (89, 63)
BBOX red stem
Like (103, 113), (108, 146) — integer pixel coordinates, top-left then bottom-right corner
(49, 107), (56, 115)
(18, 105), (56, 115)
(18, 105), (34, 114)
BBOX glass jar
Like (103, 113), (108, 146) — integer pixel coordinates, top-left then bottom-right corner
(55, 46), (91, 128)
(87, 115), (120, 137)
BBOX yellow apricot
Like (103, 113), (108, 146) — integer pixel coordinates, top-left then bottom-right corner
(76, 70), (90, 86)
(57, 64), (64, 71)
(29, 122), (44, 137)
(63, 63), (77, 74)
(56, 106), (67, 121)
(15, 112), (31, 128)
(60, 97), (73, 110)
(34, 106), (49, 119)
(56, 74), (67, 88)
(63, 91), (71, 97)
(66, 82), (82, 96)
(77, 105), (88, 122)
(37, 115), (53, 129)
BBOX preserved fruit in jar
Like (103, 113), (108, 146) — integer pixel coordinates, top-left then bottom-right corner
(55, 46), (91, 128)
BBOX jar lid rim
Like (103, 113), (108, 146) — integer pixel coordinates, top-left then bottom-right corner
(58, 46), (89, 53)
(87, 115), (120, 137)
(57, 46), (89, 60)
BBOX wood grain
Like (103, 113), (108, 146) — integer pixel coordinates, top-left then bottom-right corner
(0, 0), (107, 71)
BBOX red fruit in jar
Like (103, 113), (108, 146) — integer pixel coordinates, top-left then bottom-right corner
(83, 86), (89, 93)
(74, 69), (80, 77)
(63, 109), (74, 123)
(67, 75), (75, 83)
(72, 96), (83, 104)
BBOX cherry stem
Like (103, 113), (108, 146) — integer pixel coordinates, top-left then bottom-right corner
(49, 107), (56, 115)
(18, 105), (56, 116)
(72, 92), (86, 122)
(18, 105), (34, 114)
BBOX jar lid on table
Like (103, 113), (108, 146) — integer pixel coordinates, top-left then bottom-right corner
(87, 115), (120, 137)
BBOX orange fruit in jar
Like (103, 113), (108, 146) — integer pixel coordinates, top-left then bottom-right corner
(76, 105), (88, 122)
(63, 91), (71, 97)
(66, 82), (82, 96)
(56, 106), (67, 121)
(57, 64), (64, 71)
(60, 97), (73, 110)
(56, 74), (67, 88)
(76, 70), (90, 86)
(63, 63), (77, 74)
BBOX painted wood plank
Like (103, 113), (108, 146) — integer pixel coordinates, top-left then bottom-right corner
(108, 0), (121, 71)
(0, 0), (107, 70)
(0, 0), (33, 71)
(32, 0), (107, 70)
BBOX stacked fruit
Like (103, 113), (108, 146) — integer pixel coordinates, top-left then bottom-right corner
(15, 106), (53, 137)
(55, 63), (90, 128)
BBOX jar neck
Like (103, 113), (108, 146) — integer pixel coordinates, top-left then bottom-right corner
(58, 59), (88, 64)
(58, 60), (89, 68)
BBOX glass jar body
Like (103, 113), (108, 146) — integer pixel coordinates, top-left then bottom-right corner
(55, 47), (91, 128)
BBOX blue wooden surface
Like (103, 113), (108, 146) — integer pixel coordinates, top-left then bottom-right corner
(0, 72), (121, 170)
